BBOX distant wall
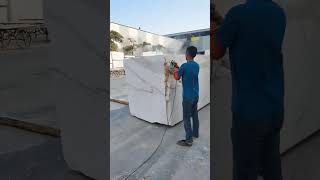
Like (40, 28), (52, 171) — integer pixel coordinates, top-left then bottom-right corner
(9, 0), (43, 21)
(183, 35), (210, 53)
(0, 0), (43, 22)
(0, 0), (8, 22)
(0, 7), (8, 23)
(168, 33), (210, 53)
(110, 22), (184, 53)
(191, 35), (210, 52)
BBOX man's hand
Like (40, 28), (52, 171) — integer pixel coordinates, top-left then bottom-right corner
(211, 10), (226, 60)
(173, 62), (179, 68)
(173, 67), (180, 80)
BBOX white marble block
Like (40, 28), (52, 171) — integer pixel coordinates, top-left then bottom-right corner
(142, 51), (164, 56)
(45, 0), (108, 179)
(124, 55), (210, 126)
(110, 51), (124, 69)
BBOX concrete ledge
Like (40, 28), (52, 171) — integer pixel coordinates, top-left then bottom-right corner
(0, 117), (60, 137)
(110, 99), (129, 105)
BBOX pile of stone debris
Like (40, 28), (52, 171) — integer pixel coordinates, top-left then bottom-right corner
(110, 69), (125, 78)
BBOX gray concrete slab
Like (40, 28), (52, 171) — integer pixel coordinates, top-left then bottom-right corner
(110, 101), (127, 111)
(110, 76), (128, 102)
(282, 131), (320, 180)
(0, 46), (57, 128)
(110, 103), (210, 180)
(0, 125), (91, 180)
(0, 125), (54, 155)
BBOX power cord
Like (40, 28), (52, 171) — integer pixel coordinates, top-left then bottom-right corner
(124, 57), (213, 179)
(124, 80), (178, 180)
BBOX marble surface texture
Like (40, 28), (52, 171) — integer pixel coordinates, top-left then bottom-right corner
(124, 55), (210, 126)
(45, 0), (109, 179)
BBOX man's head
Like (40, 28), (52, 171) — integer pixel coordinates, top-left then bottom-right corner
(185, 46), (197, 60)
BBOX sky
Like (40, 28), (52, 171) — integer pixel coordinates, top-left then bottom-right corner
(110, 0), (210, 35)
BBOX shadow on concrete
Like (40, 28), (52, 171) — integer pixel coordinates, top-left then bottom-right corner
(0, 126), (91, 180)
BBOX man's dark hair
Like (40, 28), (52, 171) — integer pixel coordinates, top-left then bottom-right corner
(186, 46), (198, 58)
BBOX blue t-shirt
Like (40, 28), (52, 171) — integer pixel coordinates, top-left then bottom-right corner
(179, 60), (200, 101)
(215, 0), (286, 115)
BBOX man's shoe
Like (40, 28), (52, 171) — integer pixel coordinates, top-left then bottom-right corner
(177, 139), (193, 146)
(193, 135), (199, 138)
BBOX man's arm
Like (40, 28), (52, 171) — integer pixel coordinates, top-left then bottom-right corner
(173, 64), (184, 81)
(212, 21), (226, 60)
(212, 7), (240, 60)
(173, 67), (180, 80)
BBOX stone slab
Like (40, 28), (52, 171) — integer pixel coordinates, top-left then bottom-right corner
(0, 127), (91, 180)
(0, 45), (56, 129)
(110, 76), (129, 102)
(124, 55), (210, 126)
(44, 0), (109, 179)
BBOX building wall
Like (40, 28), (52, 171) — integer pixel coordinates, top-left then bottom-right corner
(0, 0), (8, 22)
(0, 0), (43, 23)
(0, 7), (8, 23)
(110, 22), (183, 54)
(190, 35), (210, 53)
(167, 30), (210, 53)
(10, 0), (43, 21)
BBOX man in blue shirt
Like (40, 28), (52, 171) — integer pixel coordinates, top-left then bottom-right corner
(173, 46), (200, 147)
(212, 0), (286, 180)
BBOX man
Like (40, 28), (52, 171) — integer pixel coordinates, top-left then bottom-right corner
(212, 1), (286, 180)
(173, 46), (200, 147)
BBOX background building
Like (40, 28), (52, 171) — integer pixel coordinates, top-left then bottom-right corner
(110, 22), (183, 55)
(0, 0), (43, 23)
(111, 22), (209, 55)
(166, 28), (210, 54)
(110, 22), (209, 69)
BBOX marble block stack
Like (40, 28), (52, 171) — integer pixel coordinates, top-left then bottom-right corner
(124, 55), (210, 126)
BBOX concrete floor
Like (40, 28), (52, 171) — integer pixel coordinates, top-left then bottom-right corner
(110, 102), (210, 180)
(0, 45), (90, 179)
(109, 65), (210, 180)
(0, 125), (91, 180)
(0, 114), (318, 180)
(110, 76), (129, 102)
(282, 130), (320, 180)
(0, 46), (56, 128)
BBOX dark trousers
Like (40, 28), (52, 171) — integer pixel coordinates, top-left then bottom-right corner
(231, 113), (284, 180)
(182, 98), (199, 140)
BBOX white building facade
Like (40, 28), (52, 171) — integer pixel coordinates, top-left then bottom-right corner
(110, 22), (184, 54)
(166, 28), (210, 54)
(0, 0), (43, 23)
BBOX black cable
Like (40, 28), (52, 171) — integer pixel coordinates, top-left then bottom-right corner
(124, 80), (178, 180)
